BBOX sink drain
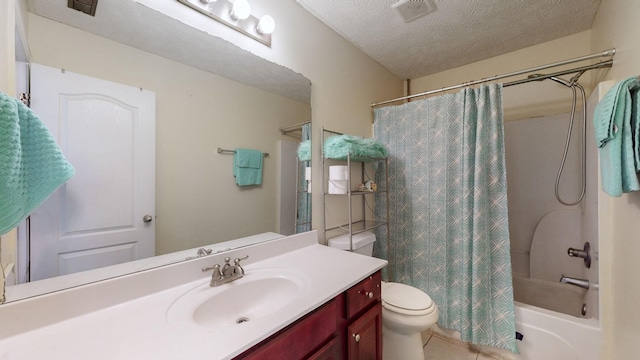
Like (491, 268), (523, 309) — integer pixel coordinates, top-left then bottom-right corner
(236, 317), (250, 324)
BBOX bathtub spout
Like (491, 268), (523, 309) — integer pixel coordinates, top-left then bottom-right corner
(560, 275), (589, 290)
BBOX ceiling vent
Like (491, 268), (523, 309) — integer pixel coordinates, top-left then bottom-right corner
(67, 0), (98, 16)
(391, 0), (436, 23)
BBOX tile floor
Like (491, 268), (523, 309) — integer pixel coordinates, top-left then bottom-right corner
(422, 330), (499, 360)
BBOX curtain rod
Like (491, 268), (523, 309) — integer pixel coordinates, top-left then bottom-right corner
(502, 60), (613, 87)
(278, 120), (311, 134)
(371, 48), (616, 108)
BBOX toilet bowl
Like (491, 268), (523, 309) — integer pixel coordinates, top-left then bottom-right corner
(381, 282), (438, 360)
(327, 232), (439, 360)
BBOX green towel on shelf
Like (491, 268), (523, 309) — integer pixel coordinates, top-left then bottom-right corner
(594, 77), (640, 196)
(233, 148), (263, 186)
(0, 92), (75, 234)
(323, 134), (387, 162)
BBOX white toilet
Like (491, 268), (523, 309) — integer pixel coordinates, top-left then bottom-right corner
(328, 232), (439, 360)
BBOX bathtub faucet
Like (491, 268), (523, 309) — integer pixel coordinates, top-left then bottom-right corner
(559, 275), (589, 290)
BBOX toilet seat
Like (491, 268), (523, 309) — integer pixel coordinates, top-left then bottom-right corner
(381, 282), (436, 316)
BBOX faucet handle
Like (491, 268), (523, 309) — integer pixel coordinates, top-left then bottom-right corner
(233, 255), (249, 275)
(202, 264), (223, 278)
(234, 255), (249, 264)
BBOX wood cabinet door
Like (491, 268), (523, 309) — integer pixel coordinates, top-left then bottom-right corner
(307, 338), (340, 360)
(347, 304), (382, 360)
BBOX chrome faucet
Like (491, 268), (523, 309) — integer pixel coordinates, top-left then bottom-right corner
(185, 248), (213, 260)
(202, 255), (249, 287)
(560, 274), (589, 290)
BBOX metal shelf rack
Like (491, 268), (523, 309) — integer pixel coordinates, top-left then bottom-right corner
(321, 127), (390, 254)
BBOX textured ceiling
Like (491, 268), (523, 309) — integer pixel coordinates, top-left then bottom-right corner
(26, 0), (311, 103)
(296, 0), (602, 80)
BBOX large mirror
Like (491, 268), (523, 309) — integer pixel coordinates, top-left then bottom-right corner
(2, 0), (312, 302)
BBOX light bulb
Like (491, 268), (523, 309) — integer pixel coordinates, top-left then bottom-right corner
(230, 0), (251, 20)
(257, 15), (275, 35)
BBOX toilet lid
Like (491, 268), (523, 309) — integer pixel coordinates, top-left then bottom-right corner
(381, 282), (436, 316)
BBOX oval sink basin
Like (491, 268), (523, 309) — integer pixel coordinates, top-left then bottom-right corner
(166, 268), (309, 330)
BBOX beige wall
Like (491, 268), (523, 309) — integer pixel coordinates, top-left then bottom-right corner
(28, 14), (312, 254)
(410, 31), (595, 121)
(0, 0), (16, 95)
(591, 0), (640, 358)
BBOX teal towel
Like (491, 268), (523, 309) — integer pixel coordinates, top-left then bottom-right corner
(0, 92), (75, 234)
(633, 87), (640, 171)
(595, 78), (640, 196)
(323, 135), (387, 162)
(297, 140), (311, 161)
(594, 77), (639, 147)
(233, 148), (263, 186)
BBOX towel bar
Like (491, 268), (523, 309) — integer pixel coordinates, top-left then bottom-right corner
(217, 147), (269, 157)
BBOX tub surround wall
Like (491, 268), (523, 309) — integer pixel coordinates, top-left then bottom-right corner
(0, 231), (387, 359)
(504, 106), (600, 320)
(504, 113), (583, 277)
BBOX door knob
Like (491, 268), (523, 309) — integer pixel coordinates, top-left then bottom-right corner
(353, 333), (360, 343)
(143, 215), (153, 223)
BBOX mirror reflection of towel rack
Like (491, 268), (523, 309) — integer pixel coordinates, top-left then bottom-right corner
(217, 147), (269, 157)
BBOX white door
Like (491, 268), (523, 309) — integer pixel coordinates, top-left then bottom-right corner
(29, 64), (156, 281)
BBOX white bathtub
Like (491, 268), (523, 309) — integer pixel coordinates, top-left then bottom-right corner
(511, 302), (601, 360)
(512, 274), (589, 318)
(438, 300), (601, 360)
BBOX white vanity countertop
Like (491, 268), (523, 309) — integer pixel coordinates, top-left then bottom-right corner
(0, 231), (387, 359)
(4, 232), (286, 302)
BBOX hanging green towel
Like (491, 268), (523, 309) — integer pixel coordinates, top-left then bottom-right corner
(594, 77), (640, 147)
(233, 148), (263, 186)
(594, 77), (640, 196)
(297, 140), (311, 161)
(0, 92), (75, 234)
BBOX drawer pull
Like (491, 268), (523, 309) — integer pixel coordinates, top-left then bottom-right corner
(353, 333), (361, 343)
(358, 290), (374, 299)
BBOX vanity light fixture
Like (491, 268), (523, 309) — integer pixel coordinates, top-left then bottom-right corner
(178, 0), (275, 47)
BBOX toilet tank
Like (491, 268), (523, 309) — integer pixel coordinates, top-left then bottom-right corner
(328, 231), (376, 256)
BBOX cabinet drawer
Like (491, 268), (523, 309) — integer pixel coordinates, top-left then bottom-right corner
(346, 271), (381, 319)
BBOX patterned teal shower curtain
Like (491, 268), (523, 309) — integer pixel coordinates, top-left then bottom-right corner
(296, 123), (312, 233)
(373, 84), (517, 353)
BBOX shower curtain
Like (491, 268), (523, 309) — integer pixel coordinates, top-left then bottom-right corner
(296, 123), (312, 233)
(373, 84), (517, 352)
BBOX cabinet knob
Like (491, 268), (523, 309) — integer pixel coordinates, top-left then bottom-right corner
(353, 333), (361, 343)
(359, 290), (374, 299)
